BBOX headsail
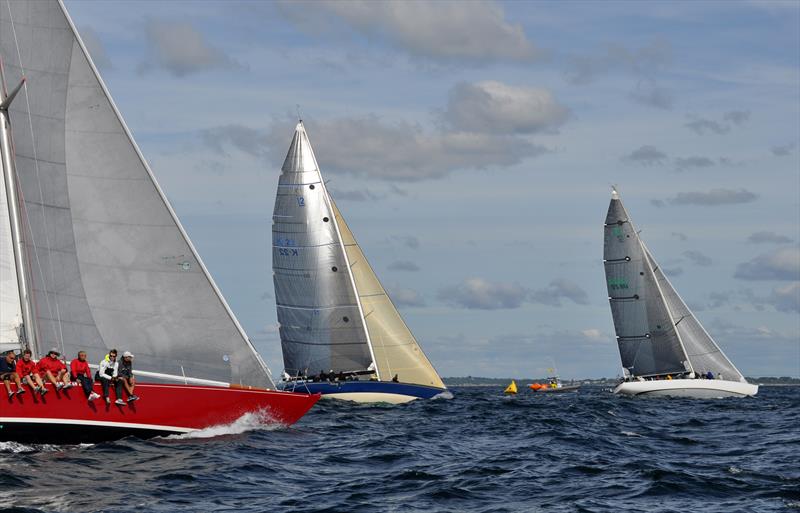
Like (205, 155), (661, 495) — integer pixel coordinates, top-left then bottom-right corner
(644, 246), (745, 381)
(1, 0), (271, 387)
(331, 200), (445, 388)
(603, 189), (688, 377)
(272, 122), (374, 376)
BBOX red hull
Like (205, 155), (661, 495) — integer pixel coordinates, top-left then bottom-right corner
(0, 382), (319, 443)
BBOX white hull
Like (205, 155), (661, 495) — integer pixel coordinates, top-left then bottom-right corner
(614, 378), (758, 398)
(320, 392), (418, 404)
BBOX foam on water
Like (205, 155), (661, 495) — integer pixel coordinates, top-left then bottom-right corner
(0, 441), (91, 453)
(163, 410), (286, 440)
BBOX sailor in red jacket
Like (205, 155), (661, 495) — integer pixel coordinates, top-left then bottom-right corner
(70, 351), (99, 401)
(16, 349), (46, 396)
(38, 348), (72, 390)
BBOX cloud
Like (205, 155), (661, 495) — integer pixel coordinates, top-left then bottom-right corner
(438, 277), (530, 310)
(629, 80), (673, 110)
(391, 235), (420, 250)
(564, 40), (671, 85)
(264, 116), (548, 181)
(675, 156), (715, 171)
(329, 188), (385, 202)
(661, 188), (758, 206)
(280, 0), (540, 64)
(80, 27), (112, 71)
(683, 250), (713, 266)
(671, 232), (688, 241)
(622, 145), (668, 166)
(387, 260), (420, 272)
(723, 110), (751, 125)
(201, 124), (266, 158)
(442, 81), (569, 134)
(735, 247), (800, 281)
(529, 279), (590, 307)
(663, 267), (684, 277)
(684, 111), (750, 135)
(388, 287), (426, 307)
(767, 282), (800, 313)
(771, 143), (797, 156)
(748, 231), (793, 244)
(140, 19), (239, 77)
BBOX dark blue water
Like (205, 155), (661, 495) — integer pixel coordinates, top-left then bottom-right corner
(1, 385), (798, 512)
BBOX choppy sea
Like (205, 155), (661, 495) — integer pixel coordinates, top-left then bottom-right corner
(1, 385), (798, 512)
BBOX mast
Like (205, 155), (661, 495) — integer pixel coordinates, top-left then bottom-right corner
(0, 66), (37, 357)
(300, 122), (381, 379)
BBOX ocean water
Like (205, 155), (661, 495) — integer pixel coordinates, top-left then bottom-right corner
(1, 385), (798, 513)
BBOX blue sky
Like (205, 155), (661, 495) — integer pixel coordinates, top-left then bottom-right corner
(65, 0), (799, 379)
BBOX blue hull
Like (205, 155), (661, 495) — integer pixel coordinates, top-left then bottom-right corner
(279, 380), (446, 401)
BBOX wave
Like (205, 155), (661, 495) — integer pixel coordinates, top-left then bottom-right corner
(0, 441), (92, 453)
(432, 390), (455, 400)
(162, 410), (286, 440)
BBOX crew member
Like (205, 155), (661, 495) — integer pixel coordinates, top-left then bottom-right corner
(71, 351), (99, 402)
(96, 349), (122, 405)
(0, 350), (24, 398)
(17, 349), (45, 395)
(38, 348), (71, 390)
(118, 351), (139, 403)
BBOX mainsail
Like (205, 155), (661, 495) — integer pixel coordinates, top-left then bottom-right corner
(0, 160), (21, 352)
(1, 0), (271, 387)
(272, 122), (444, 388)
(603, 189), (744, 381)
(603, 189), (688, 377)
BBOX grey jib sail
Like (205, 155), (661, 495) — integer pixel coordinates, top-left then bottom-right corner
(1, 0), (271, 387)
(603, 190), (688, 377)
(272, 122), (373, 376)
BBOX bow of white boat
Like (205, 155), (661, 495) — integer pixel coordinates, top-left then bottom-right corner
(614, 378), (758, 398)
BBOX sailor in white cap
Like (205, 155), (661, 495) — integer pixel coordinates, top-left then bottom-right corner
(118, 351), (139, 403)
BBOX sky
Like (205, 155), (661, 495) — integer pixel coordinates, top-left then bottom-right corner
(63, 0), (799, 379)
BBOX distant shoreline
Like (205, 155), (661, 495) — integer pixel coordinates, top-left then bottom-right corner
(442, 377), (800, 386)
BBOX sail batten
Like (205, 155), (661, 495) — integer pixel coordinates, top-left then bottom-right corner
(1, 0), (271, 387)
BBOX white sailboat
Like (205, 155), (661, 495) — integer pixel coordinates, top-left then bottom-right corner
(271, 121), (447, 403)
(603, 188), (757, 398)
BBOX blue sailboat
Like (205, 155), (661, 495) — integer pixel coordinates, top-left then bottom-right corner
(271, 122), (447, 403)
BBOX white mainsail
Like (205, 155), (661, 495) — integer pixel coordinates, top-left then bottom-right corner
(0, 0), (272, 387)
(0, 161), (21, 352)
(604, 189), (745, 381)
(273, 122), (444, 388)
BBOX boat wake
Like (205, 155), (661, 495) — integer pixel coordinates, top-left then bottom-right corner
(0, 441), (92, 453)
(432, 390), (455, 400)
(163, 410), (286, 441)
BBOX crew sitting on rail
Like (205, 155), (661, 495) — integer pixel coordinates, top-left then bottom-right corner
(38, 348), (72, 391)
(71, 351), (100, 402)
(96, 349), (124, 406)
(17, 349), (46, 395)
(117, 351), (139, 403)
(0, 350), (24, 399)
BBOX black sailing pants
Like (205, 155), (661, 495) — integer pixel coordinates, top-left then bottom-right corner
(99, 378), (123, 400)
(75, 375), (93, 397)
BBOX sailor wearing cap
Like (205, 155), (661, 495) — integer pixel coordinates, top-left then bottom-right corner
(118, 351), (139, 403)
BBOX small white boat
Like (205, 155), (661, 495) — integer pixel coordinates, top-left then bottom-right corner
(603, 188), (757, 399)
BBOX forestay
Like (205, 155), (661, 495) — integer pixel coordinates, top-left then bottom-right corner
(603, 190), (688, 377)
(0, 0), (271, 387)
(272, 122), (373, 376)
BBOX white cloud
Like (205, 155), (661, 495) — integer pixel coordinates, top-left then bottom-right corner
(748, 231), (793, 244)
(735, 247), (800, 281)
(80, 26), (112, 71)
(280, 0), (540, 64)
(664, 189), (758, 206)
(387, 260), (420, 272)
(442, 81), (569, 134)
(622, 145), (669, 166)
(388, 287), (426, 307)
(140, 19), (239, 77)
(438, 277), (529, 310)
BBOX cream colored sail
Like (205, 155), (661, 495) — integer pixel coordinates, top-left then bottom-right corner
(330, 200), (444, 389)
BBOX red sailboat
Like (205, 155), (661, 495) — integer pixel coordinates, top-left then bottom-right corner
(0, 0), (318, 443)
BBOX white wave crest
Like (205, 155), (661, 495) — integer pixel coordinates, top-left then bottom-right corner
(621, 431), (643, 437)
(164, 410), (285, 440)
(0, 441), (92, 453)
(432, 390), (455, 400)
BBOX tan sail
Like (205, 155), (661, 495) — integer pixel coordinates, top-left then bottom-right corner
(330, 200), (444, 389)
